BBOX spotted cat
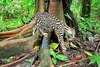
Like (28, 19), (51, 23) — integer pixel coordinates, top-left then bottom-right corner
(22, 12), (75, 50)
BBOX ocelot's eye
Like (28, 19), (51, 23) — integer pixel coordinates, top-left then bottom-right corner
(57, 20), (60, 22)
(57, 27), (59, 29)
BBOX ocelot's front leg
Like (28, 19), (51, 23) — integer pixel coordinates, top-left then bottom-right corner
(33, 26), (47, 36)
(57, 32), (66, 50)
(39, 28), (48, 35)
(32, 27), (37, 36)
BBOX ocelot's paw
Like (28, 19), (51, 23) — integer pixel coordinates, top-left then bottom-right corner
(62, 49), (68, 56)
(32, 32), (35, 36)
(32, 27), (37, 36)
(62, 45), (67, 50)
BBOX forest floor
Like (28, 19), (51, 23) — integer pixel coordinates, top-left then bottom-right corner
(0, 34), (100, 67)
(0, 22), (100, 67)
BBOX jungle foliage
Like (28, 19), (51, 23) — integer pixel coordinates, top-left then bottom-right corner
(0, 0), (35, 31)
(71, 0), (100, 39)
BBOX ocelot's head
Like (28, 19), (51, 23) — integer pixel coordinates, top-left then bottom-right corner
(65, 27), (75, 39)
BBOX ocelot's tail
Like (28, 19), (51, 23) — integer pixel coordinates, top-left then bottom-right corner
(21, 15), (35, 24)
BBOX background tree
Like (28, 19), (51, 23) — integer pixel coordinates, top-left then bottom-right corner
(81, 0), (92, 18)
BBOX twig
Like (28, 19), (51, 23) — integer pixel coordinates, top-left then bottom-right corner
(95, 42), (100, 53)
(0, 52), (36, 67)
(58, 58), (89, 67)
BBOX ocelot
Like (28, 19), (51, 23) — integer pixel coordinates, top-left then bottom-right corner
(22, 12), (75, 50)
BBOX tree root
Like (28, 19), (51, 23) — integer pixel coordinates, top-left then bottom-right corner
(0, 19), (36, 41)
(0, 18), (40, 58)
(0, 34), (40, 58)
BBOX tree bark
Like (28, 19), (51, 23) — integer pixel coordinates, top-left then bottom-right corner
(48, 0), (65, 21)
(0, 35), (39, 58)
(81, 0), (92, 17)
(34, 0), (46, 13)
(62, 0), (78, 31)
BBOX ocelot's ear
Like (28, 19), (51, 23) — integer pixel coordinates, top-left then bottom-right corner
(72, 27), (76, 29)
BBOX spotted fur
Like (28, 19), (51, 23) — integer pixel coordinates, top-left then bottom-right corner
(23, 12), (75, 50)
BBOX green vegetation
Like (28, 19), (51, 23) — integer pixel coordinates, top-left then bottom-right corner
(0, 0), (35, 31)
(49, 48), (68, 64)
(84, 50), (100, 67)
(7, 56), (13, 62)
(49, 43), (68, 64)
(49, 43), (59, 49)
(89, 54), (100, 67)
(71, 0), (100, 39)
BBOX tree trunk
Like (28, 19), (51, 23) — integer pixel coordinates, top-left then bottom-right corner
(81, 0), (92, 17)
(48, 0), (65, 21)
(62, 0), (78, 31)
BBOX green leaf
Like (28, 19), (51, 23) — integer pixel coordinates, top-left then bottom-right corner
(70, 42), (78, 48)
(90, 54), (100, 59)
(97, 60), (100, 67)
(49, 49), (56, 58)
(50, 43), (58, 49)
(33, 46), (39, 51)
(80, 17), (85, 21)
(84, 50), (93, 56)
(89, 59), (96, 65)
(52, 58), (57, 65)
(7, 56), (13, 62)
(89, 54), (100, 66)
(26, 0), (30, 4)
(9, 0), (13, 3)
(56, 54), (68, 61)
(27, 59), (32, 63)
(65, 13), (72, 20)
(3, 0), (7, 5)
